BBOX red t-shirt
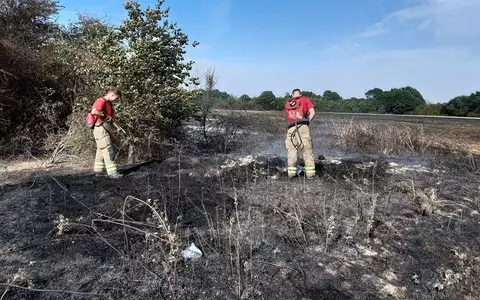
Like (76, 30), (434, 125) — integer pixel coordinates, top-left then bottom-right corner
(92, 98), (115, 124)
(284, 96), (314, 124)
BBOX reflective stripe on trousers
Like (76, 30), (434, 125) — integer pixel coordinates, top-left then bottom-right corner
(287, 167), (297, 178)
(304, 166), (315, 177)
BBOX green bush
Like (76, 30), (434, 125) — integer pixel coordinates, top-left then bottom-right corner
(414, 104), (445, 116)
(63, 1), (200, 162)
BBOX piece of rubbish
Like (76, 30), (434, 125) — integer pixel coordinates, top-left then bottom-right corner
(181, 243), (202, 259)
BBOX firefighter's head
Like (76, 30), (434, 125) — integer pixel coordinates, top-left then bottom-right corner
(291, 89), (302, 99)
(105, 88), (122, 102)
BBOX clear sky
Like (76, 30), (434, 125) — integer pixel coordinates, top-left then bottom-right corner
(56, 0), (480, 102)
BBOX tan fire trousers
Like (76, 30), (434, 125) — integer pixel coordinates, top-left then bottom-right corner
(93, 124), (117, 175)
(285, 124), (316, 178)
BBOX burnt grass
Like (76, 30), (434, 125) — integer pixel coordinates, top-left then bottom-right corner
(2, 115), (480, 300)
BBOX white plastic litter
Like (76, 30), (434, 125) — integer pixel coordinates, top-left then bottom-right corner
(181, 243), (203, 259)
(325, 158), (342, 165)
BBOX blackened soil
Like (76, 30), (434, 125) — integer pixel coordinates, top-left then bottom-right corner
(1, 154), (480, 300)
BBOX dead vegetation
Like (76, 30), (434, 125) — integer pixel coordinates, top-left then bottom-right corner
(2, 115), (480, 299)
(2, 147), (480, 299)
(330, 119), (472, 159)
(188, 110), (283, 155)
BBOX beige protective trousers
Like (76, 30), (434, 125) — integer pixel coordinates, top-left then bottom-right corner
(285, 124), (316, 178)
(93, 125), (117, 175)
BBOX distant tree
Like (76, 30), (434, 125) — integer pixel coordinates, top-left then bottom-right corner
(272, 97), (287, 110)
(382, 87), (425, 114)
(443, 96), (470, 116)
(198, 68), (217, 143)
(323, 90), (342, 101)
(212, 89), (234, 101)
(402, 86), (424, 101)
(467, 92), (480, 116)
(239, 94), (251, 101)
(443, 92), (480, 117)
(256, 90), (277, 109)
(349, 97), (366, 101)
(301, 91), (319, 98)
(365, 88), (384, 100)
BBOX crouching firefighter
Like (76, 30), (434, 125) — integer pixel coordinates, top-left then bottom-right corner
(86, 88), (123, 178)
(284, 89), (316, 179)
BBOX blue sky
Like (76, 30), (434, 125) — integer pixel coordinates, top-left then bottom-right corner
(56, 0), (480, 102)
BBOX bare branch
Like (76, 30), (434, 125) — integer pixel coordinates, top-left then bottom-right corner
(0, 69), (18, 79)
(203, 67), (217, 92)
(0, 283), (106, 297)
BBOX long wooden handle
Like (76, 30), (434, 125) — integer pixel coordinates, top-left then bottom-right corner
(113, 122), (126, 134)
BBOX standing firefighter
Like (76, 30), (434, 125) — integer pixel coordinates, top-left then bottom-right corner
(88, 88), (123, 178)
(284, 89), (316, 179)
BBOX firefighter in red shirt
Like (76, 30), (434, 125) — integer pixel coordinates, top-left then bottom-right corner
(284, 89), (316, 179)
(90, 88), (122, 178)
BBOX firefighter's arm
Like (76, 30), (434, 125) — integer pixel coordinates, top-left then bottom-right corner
(91, 107), (104, 117)
(91, 107), (112, 122)
(308, 108), (316, 122)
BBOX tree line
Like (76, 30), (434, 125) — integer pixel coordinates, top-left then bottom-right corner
(212, 88), (480, 117)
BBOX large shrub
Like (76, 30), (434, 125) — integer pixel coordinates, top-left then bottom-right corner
(0, 0), (73, 155)
(62, 1), (201, 162)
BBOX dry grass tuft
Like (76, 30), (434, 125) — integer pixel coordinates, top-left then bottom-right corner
(413, 187), (438, 216)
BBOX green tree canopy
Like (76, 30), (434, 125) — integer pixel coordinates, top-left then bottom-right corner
(0, 0), (60, 42)
(301, 91), (319, 98)
(382, 87), (425, 114)
(92, 0), (199, 146)
(0, 0), (71, 153)
(256, 90), (277, 109)
(239, 94), (251, 101)
(212, 89), (234, 101)
(323, 90), (342, 101)
(365, 88), (384, 100)
(443, 92), (480, 117)
(414, 104), (445, 116)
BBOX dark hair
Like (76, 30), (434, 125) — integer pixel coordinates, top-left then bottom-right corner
(292, 89), (301, 95)
(106, 87), (121, 97)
